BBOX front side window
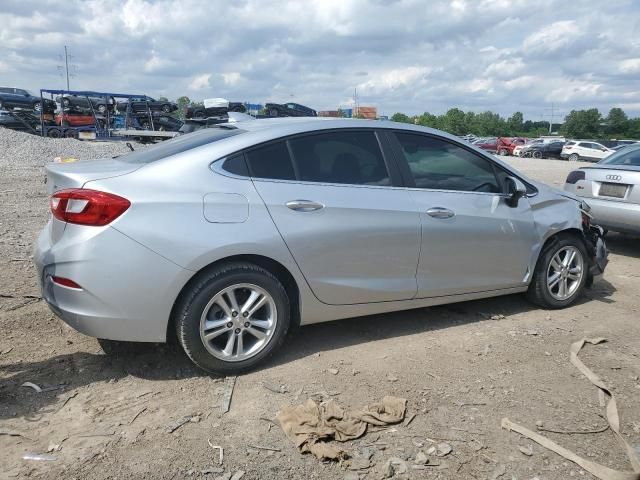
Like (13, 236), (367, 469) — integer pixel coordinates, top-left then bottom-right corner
(288, 130), (390, 186)
(394, 132), (500, 193)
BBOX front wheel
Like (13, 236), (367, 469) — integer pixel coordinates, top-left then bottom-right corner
(568, 153), (579, 162)
(499, 148), (508, 156)
(532, 151), (543, 159)
(176, 263), (290, 375)
(161, 104), (171, 113)
(527, 235), (588, 309)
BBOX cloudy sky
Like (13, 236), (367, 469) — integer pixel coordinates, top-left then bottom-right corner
(1, 0), (639, 119)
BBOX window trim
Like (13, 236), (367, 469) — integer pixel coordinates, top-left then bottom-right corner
(239, 128), (404, 188)
(385, 129), (538, 197)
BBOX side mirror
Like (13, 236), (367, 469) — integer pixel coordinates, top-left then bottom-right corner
(505, 176), (527, 208)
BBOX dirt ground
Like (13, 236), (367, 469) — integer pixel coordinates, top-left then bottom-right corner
(1, 145), (639, 480)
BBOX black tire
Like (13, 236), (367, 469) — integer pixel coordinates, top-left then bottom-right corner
(33, 101), (42, 112)
(499, 148), (508, 156)
(62, 98), (70, 107)
(527, 234), (589, 309)
(161, 104), (171, 113)
(97, 104), (107, 114)
(47, 128), (62, 138)
(568, 153), (579, 162)
(532, 150), (543, 159)
(269, 108), (279, 117)
(175, 262), (290, 375)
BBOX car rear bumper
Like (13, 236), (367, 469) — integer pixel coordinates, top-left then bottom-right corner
(583, 197), (640, 234)
(33, 221), (192, 342)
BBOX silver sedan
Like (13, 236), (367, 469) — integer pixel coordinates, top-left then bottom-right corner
(34, 118), (608, 374)
(564, 145), (640, 234)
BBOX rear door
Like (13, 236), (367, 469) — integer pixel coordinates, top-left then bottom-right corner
(247, 129), (420, 305)
(388, 131), (537, 297)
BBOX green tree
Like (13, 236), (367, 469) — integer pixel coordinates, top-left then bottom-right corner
(507, 111), (524, 135)
(440, 108), (467, 135)
(561, 109), (602, 138)
(175, 96), (191, 120)
(391, 112), (412, 123)
(606, 107), (629, 137)
(415, 112), (439, 128)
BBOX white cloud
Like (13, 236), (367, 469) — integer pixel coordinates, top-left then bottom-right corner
(357, 66), (430, 94)
(523, 20), (582, 53)
(222, 72), (243, 86)
(545, 80), (602, 102)
(188, 74), (211, 91)
(485, 58), (525, 77)
(619, 58), (640, 73)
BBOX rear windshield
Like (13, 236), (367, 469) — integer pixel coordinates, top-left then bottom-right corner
(599, 146), (640, 166)
(119, 128), (245, 164)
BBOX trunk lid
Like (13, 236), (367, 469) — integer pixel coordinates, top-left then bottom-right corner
(45, 157), (143, 194)
(579, 166), (640, 204)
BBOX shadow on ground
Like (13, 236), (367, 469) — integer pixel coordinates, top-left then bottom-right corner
(0, 280), (616, 422)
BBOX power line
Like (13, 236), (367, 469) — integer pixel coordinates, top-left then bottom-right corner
(57, 46), (77, 90)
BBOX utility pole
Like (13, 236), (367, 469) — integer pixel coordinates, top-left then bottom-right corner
(64, 46), (70, 90)
(57, 46), (77, 91)
(543, 103), (561, 134)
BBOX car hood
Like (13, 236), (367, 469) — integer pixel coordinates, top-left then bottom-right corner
(581, 164), (640, 172)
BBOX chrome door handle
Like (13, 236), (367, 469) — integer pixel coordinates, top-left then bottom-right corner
(286, 200), (325, 212)
(426, 207), (455, 219)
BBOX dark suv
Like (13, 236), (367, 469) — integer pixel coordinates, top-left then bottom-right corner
(116, 96), (178, 114)
(0, 87), (56, 113)
(265, 102), (317, 117)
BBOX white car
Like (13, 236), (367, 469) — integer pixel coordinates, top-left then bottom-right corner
(561, 141), (614, 162)
(514, 139), (542, 157)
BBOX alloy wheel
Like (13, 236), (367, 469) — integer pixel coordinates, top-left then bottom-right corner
(546, 246), (584, 300)
(199, 283), (277, 362)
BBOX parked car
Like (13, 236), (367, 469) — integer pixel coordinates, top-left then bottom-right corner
(0, 87), (56, 113)
(116, 96), (178, 114)
(265, 102), (317, 117)
(564, 144), (640, 234)
(0, 110), (54, 133)
(521, 140), (566, 159)
(34, 119), (608, 374)
(561, 141), (614, 162)
(474, 137), (498, 152)
(56, 94), (115, 114)
(55, 112), (97, 127)
(496, 137), (527, 156)
(136, 114), (183, 132)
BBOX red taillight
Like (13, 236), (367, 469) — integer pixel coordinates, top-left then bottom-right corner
(566, 170), (586, 184)
(51, 276), (82, 289)
(50, 189), (130, 226)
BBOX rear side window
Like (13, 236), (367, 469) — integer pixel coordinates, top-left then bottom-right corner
(288, 131), (390, 186)
(222, 154), (249, 176)
(246, 141), (296, 180)
(394, 132), (500, 193)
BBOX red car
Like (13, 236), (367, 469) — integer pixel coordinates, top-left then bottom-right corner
(55, 112), (96, 126)
(496, 137), (527, 156)
(474, 137), (498, 152)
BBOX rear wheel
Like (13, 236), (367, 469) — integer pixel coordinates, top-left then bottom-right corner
(33, 102), (42, 112)
(47, 128), (62, 138)
(568, 153), (579, 162)
(269, 108), (279, 117)
(97, 104), (107, 114)
(176, 263), (290, 375)
(161, 104), (171, 113)
(527, 235), (588, 309)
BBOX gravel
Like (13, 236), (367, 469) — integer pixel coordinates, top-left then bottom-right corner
(0, 127), (144, 168)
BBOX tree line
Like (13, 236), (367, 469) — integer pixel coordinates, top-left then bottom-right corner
(390, 107), (640, 140)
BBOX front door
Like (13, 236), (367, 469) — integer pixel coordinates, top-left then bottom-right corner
(389, 131), (538, 297)
(247, 130), (420, 305)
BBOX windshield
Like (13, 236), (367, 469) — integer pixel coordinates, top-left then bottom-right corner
(599, 146), (640, 166)
(119, 127), (245, 164)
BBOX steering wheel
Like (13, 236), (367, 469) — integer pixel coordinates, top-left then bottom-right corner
(471, 182), (495, 192)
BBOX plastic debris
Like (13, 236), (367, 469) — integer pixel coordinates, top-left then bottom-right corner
(222, 376), (236, 413)
(208, 439), (224, 465)
(22, 453), (57, 461)
(20, 382), (42, 393)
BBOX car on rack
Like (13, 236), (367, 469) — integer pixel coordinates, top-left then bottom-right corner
(0, 110), (54, 133)
(55, 112), (98, 127)
(136, 114), (183, 132)
(35, 118), (607, 375)
(561, 141), (614, 162)
(186, 101), (246, 119)
(116, 96), (178, 114)
(521, 140), (566, 159)
(56, 94), (115, 114)
(265, 102), (317, 117)
(0, 87), (56, 113)
(564, 144), (640, 234)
